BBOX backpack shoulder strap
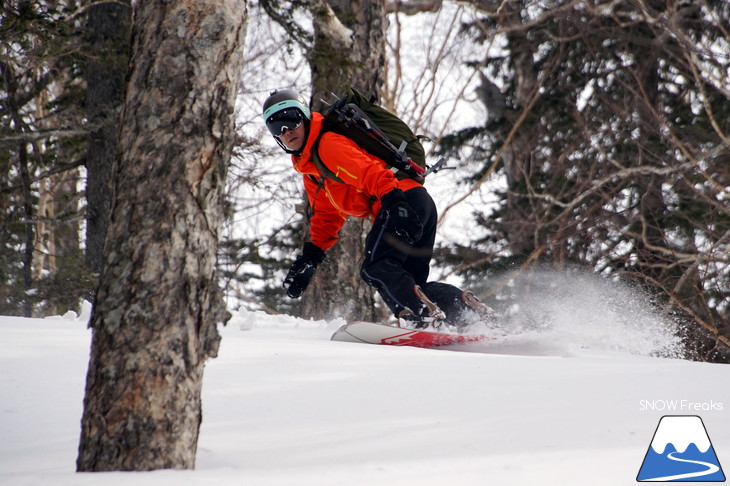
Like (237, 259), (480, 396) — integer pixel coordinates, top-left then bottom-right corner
(311, 131), (345, 184)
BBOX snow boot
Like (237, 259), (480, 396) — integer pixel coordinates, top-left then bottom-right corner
(421, 282), (496, 328)
(461, 290), (497, 323)
(398, 285), (447, 330)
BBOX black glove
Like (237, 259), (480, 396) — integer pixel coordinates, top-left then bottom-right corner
(380, 189), (424, 244)
(283, 242), (326, 298)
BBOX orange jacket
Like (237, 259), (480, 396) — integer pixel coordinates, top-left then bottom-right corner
(292, 112), (423, 251)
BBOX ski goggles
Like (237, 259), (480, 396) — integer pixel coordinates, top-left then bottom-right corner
(266, 109), (304, 137)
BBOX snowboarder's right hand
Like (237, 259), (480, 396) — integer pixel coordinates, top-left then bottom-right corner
(283, 242), (326, 298)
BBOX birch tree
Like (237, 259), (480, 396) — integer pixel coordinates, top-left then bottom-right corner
(77, 0), (247, 471)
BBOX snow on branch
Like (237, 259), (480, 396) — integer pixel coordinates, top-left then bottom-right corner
(260, 0), (354, 51)
(309, 0), (353, 49)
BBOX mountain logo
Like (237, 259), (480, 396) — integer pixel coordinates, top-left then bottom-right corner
(637, 415), (725, 482)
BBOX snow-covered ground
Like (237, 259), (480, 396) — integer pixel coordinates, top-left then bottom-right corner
(1, 301), (729, 486)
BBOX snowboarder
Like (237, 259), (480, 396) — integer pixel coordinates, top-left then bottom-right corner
(263, 88), (493, 328)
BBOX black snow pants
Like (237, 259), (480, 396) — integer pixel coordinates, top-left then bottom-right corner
(361, 186), (467, 321)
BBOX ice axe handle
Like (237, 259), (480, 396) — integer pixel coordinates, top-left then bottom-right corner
(423, 158), (455, 177)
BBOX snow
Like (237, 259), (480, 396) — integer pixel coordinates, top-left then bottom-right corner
(1, 305), (729, 486)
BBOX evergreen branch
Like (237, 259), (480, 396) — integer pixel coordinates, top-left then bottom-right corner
(260, 0), (356, 52)
(0, 158), (85, 195)
(259, 0), (314, 51)
(437, 65), (545, 225)
(228, 286), (283, 316)
(0, 127), (90, 147)
(632, 271), (730, 354)
(545, 162), (697, 223)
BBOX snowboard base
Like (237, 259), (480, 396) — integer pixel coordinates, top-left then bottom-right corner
(331, 320), (491, 348)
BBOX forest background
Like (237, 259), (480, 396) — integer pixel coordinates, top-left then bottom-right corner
(1, 0), (729, 363)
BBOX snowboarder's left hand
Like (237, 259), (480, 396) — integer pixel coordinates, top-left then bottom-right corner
(283, 242), (326, 298)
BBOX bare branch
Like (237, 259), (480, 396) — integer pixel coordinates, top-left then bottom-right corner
(0, 128), (90, 147)
(386, 0), (443, 15)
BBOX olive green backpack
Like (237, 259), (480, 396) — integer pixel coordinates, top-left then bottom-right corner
(312, 87), (427, 184)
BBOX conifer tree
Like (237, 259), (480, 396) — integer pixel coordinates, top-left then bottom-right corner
(0, 1), (90, 316)
(437, 0), (730, 360)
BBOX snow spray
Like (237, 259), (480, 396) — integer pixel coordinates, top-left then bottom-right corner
(478, 267), (683, 358)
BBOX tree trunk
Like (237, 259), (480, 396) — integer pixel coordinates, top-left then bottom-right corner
(84, 0), (132, 275)
(301, 0), (387, 322)
(18, 142), (34, 318)
(498, 2), (541, 259)
(77, 0), (246, 471)
(3, 58), (36, 317)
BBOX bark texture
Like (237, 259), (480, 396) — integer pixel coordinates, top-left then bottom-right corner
(84, 0), (132, 274)
(77, 0), (246, 471)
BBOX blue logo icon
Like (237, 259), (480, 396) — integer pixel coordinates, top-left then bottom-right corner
(637, 415), (725, 482)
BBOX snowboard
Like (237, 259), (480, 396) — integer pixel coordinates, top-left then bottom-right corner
(331, 320), (491, 348)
